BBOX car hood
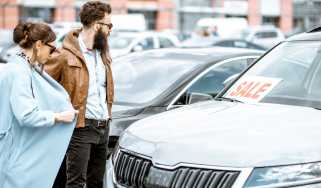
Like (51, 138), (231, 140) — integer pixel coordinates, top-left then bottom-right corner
(112, 104), (144, 119)
(119, 101), (321, 168)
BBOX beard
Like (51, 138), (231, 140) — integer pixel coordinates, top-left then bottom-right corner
(93, 28), (109, 52)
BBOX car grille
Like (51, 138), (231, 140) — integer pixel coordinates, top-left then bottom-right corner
(170, 167), (239, 188)
(114, 150), (152, 188)
(114, 150), (240, 188)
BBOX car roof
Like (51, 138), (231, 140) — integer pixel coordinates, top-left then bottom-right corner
(286, 29), (321, 41)
(244, 25), (280, 32)
(124, 47), (263, 65)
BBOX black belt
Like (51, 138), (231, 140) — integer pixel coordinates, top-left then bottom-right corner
(85, 118), (107, 128)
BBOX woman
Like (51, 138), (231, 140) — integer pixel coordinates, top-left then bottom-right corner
(0, 22), (77, 188)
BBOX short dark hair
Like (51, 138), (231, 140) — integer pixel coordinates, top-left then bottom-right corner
(80, 1), (112, 27)
(13, 22), (56, 49)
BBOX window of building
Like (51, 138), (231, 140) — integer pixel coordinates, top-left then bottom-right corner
(19, 6), (54, 23)
(128, 10), (156, 30)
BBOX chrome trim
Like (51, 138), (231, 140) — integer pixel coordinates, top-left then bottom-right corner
(166, 55), (260, 111)
(232, 168), (253, 188)
(116, 147), (253, 188)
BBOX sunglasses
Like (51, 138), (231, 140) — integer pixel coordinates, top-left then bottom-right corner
(97, 22), (113, 30)
(45, 43), (57, 54)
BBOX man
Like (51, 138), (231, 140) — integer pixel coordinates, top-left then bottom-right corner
(46, 1), (114, 188)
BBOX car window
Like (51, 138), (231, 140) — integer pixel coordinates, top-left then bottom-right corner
(215, 41), (234, 47)
(137, 37), (154, 50)
(233, 41), (247, 48)
(173, 58), (256, 106)
(247, 42), (266, 50)
(223, 41), (321, 108)
(187, 59), (251, 96)
(109, 36), (135, 49)
(159, 37), (175, 48)
(255, 31), (278, 39)
(113, 53), (200, 105)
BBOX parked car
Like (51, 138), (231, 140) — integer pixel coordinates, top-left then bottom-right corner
(106, 29), (321, 187)
(111, 14), (147, 32)
(212, 39), (267, 51)
(109, 31), (181, 58)
(182, 38), (267, 51)
(109, 47), (262, 150)
(241, 25), (285, 49)
(0, 44), (18, 63)
(196, 17), (248, 38)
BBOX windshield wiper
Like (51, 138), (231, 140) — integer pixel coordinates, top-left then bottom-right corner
(215, 97), (244, 103)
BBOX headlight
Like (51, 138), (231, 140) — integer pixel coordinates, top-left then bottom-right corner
(244, 162), (321, 188)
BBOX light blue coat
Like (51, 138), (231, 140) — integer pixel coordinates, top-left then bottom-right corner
(0, 52), (76, 188)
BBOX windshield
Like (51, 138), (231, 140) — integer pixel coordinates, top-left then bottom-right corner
(109, 36), (135, 49)
(224, 41), (321, 109)
(113, 53), (199, 105)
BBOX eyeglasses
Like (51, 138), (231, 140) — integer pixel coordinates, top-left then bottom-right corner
(45, 43), (57, 54)
(97, 22), (113, 30)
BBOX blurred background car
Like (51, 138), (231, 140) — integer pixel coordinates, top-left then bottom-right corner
(211, 39), (267, 51)
(241, 25), (285, 49)
(182, 38), (267, 51)
(196, 17), (249, 38)
(109, 31), (181, 58)
(111, 14), (147, 32)
(0, 45), (18, 64)
(109, 47), (262, 151)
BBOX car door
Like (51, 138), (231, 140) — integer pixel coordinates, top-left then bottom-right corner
(132, 36), (155, 52)
(169, 56), (258, 108)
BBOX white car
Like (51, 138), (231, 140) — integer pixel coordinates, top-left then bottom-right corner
(106, 29), (321, 187)
(109, 32), (180, 58)
(242, 26), (285, 49)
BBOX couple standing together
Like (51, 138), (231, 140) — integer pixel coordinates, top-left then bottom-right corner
(0, 1), (114, 188)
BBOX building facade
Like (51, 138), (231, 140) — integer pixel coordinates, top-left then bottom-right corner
(293, 0), (321, 32)
(0, 0), (293, 32)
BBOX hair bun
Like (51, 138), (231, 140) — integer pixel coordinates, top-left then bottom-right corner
(13, 22), (56, 49)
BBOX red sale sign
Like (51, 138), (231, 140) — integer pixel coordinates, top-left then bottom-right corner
(225, 76), (282, 102)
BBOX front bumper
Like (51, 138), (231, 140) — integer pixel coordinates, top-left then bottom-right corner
(105, 148), (253, 188)
(105, 158), (119, 188)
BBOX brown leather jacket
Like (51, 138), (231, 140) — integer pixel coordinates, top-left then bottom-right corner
(45, 29), (114, 128)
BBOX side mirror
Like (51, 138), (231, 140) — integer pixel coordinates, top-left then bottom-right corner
(223, 73), (239, 87)
(132, 45), (143, 52)
(188, 92), (213, 104)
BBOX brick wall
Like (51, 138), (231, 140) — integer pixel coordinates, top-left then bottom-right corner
(110, 0), (128, 14)
(0, 0), (19, 29)
(280, 0), (293, 32)
(156, 0), (175, 30)
(248, 0), (261, 26)
(54, 0), (76, 22)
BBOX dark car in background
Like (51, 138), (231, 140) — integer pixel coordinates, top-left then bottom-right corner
(212, 39), (267, 51)
(109, 47), (262, 149)
(181, 38), (267, 51)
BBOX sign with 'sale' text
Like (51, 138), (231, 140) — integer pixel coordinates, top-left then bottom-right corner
(225, 76), (282, 102)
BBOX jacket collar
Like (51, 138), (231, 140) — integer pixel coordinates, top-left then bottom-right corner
(62, 28), (86, 63)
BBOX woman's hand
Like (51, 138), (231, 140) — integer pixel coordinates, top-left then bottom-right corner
(54, 110), (79, 123)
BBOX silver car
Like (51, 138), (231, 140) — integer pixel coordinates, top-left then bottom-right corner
(106, 29), (321, 187)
